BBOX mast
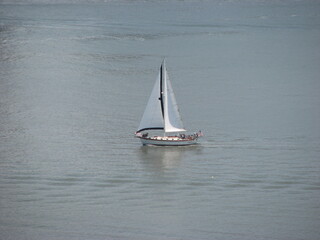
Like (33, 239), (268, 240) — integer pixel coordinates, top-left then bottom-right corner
(159, 61), (165, 118)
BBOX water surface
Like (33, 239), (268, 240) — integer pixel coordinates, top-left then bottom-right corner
(0, 0), (320, 239)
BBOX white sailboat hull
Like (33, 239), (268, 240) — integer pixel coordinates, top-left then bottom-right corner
(137, 136), (199, 146)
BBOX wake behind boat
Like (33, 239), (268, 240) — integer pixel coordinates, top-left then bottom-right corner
(135, 59), (203, 146)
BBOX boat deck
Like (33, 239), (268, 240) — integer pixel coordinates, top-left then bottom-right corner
(135, 133), (200, 146)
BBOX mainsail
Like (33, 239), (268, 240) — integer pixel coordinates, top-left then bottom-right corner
(137, 70), (164, 133)
(137, 60), (186, 133)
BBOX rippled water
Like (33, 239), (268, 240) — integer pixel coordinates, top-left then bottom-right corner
(1, 0), (320, 239)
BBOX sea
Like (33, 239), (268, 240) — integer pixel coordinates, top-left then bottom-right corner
(0, 0), (319, 239)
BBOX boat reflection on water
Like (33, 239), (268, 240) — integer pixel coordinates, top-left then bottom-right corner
(138, 145), (201, 171)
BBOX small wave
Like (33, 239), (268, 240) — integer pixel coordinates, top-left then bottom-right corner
(224, 183), (249, 188)
(2, 175), (42, 185)
(73, 53), (145, 62)
(303, 186), (320, 191)
(71, 32), (157, 42)
(45, 178), (80, 187)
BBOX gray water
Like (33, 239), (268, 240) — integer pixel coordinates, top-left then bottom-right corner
(1, 0), (320, 239)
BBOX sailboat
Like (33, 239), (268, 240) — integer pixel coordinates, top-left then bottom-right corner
(135, 60), (203, 146)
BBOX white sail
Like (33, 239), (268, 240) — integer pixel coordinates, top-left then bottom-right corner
(163, 61), (186, 133)
(137, 71), (164, 133)
(137, 59), (186, 133)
